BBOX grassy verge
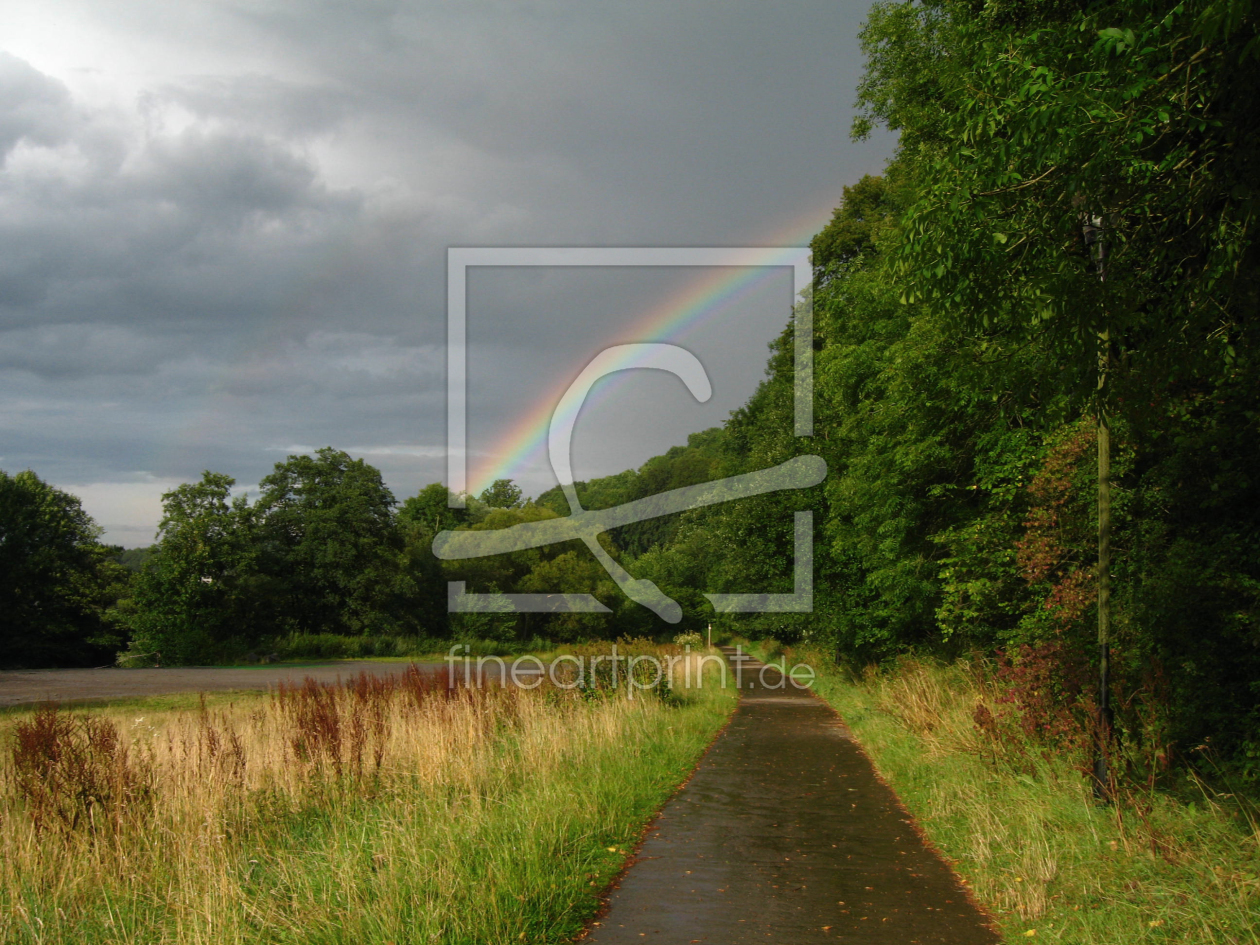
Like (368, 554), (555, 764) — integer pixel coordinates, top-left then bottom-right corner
(0, 689), (264, 721)
(1, 647), (735, 944)
(746, 641), (1260, 944)
(116, 633), (557, 666)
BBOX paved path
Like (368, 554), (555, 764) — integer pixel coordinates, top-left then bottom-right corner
(0, 661), (449, 708)
(584, 647), (1000, 944)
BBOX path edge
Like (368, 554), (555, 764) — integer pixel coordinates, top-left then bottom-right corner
(574, 677), (743, 941)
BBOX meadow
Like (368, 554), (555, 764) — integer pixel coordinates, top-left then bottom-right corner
(0, 644), (735, 945)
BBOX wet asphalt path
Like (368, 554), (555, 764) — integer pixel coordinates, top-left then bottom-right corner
(583, 647), (1000, 944)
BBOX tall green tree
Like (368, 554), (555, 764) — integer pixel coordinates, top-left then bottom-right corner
(127, 451), (449, 663)
(125, 472), (255, 664)
(0, 470), (128, 667)
(398, 482), (470, 638)
(255, 448), (420, 636)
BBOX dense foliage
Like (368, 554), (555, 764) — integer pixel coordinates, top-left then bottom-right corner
(123, 449), (447, 664)
(0, 470), (128, 668)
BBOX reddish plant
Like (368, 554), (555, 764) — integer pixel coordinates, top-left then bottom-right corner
(276, 678), (345, 774)
(993, 642), (1093, 760)
(273, 665), (455, 782)
(11, 705), (153, 834)
(1015, 421), (1096, 634)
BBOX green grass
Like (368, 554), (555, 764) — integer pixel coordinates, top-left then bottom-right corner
(747, 641), (1260, 944)
(268, 633), (556, 663)
(1, 649), (736, 944)
(115, 633), (686, 668)
(0, 689), (263, 719)
(114, 633), (551, 666)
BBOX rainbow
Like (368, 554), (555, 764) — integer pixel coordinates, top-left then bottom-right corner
(149, 189), (844, 508)
(465, 209), (832, 498)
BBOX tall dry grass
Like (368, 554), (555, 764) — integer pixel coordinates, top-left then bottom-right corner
(1, 652), (733, 944)
(750, 643), (1260, 944)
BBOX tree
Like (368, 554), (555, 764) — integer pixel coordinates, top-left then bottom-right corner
(398, 483), (470, 638)
(810, 175), (895, 280)
(400, 483), (470, 534)
(857, 0), (1258, 382)
(478, 479), (523, 509)
(0, 470), (128, 667)
(125, 472), (255, 664)
(255, 448), (418, 636)
(441, 503), (565, 599)
(125, 453), (449, 663)
(518, 550), (618, 641)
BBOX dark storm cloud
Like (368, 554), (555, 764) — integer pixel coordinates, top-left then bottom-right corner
(0, 1), (894, 541)
(0, 323), (173, 377)
(0, 113), (365, 335)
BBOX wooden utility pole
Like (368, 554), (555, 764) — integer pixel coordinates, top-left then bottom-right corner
(1084, 214), (1113, 801)
(1095, 329), (1113, 799)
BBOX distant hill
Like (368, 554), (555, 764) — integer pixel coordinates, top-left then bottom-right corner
(114, 546), (155, 572)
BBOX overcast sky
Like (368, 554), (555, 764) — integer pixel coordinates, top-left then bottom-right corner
(0, 0), (895, 546)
